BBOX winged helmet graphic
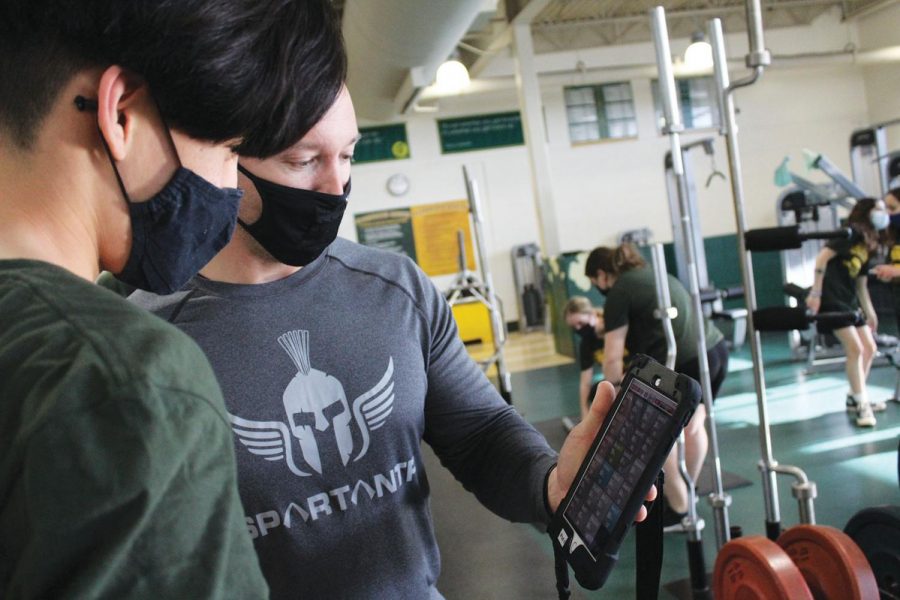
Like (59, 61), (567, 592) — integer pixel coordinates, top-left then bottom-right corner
(229, 330), (395, 476)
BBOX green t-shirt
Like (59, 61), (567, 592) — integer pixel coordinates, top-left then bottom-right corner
(602, 266), (723, 368)
(0, 260), (267, 599)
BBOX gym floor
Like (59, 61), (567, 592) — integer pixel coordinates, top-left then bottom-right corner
(428, 331), (900, 598)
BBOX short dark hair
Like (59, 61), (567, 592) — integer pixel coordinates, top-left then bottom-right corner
(0, 0), (346, 156)
(584, 243), (646, 278)
(888, 187), (900, 203)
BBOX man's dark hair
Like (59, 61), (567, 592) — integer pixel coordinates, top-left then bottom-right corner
(0, 0), (346, 157)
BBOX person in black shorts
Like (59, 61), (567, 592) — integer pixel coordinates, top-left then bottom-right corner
(584, 242), (729, 529)
(808, 197), (890, 427)
(564, 296), (607, 420)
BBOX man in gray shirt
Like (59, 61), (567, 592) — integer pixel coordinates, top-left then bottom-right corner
(132, 85), (650, 599)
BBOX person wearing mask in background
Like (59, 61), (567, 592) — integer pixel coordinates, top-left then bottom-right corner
(584, 243), (728, 531)
(0, 1), (345, 597)
(132, 85), (655, 599)
(807, 197), (890, 427)
(872, 187), (900, 282)
(563, 296), (607, 420)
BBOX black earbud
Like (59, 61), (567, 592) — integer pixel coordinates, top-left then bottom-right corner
(74, 96), (98, 112)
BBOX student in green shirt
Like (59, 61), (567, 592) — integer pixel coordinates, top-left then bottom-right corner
(585, 242), (728, 530)
(0, 1), (345, 597)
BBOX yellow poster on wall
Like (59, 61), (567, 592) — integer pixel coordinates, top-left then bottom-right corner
(410, 200), (476, 276)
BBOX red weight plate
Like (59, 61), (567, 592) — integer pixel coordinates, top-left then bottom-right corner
(777, 525), (878, 600)
(714, 536), (814, 600)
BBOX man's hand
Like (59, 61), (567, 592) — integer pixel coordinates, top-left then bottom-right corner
(546, 381), (657, 518)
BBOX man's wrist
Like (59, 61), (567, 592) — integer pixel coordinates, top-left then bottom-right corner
(543, 464), (558, 518)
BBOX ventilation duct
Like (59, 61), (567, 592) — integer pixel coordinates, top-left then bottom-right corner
(342, 0), (498, 121)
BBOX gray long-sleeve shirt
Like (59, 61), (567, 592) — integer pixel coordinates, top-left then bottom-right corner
(131, 238), (558, 599)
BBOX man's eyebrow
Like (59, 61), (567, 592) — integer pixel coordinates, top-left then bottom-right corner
(291, 134), (362, 151)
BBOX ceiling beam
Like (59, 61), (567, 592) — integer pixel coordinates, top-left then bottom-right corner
(844, 0), (900, 17)
(532, 0), (841, 31)
(467, 0), (553, 78)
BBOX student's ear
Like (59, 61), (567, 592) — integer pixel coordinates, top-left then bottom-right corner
(96, 65), (143, 161)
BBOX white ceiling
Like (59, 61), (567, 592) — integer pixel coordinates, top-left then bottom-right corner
(337, 0), (899, 120)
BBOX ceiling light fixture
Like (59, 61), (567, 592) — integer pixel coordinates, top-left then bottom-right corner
(683, 31), (714, 73)
(435, 53), (470, 94)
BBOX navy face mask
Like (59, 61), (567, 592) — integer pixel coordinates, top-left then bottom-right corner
(118, 169), (242, 294)
(75, 96), (242, 295)
(890, 213), (900, 229)
(237, 164), (349, 267)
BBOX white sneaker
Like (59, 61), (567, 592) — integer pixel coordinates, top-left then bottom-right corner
(856, 404), (877, 427)
(846, 395), (887, 413)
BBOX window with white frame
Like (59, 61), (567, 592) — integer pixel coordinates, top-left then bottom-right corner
(651, 76), (720, 131)
(564, 82), (638, 144)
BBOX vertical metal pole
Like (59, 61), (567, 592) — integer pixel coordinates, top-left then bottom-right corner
(463, 165), (513, 403)
(652, 13), (709, 599)
(653, 6), (730, 552)
(652, 243), (706, 538)
(710, 15), (786, 539)
(650, 244), (677, 371)
(744, 0), (772, 68)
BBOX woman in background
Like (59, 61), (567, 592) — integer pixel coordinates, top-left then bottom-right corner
(807, 197), (890, 427)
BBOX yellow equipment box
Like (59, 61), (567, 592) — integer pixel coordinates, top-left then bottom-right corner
(451, 299), (494, 346)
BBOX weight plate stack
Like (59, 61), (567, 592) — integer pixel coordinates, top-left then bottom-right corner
(845, 506), (900, 600)
(777, 524), (878, 599)
(714, 536), (813, 599)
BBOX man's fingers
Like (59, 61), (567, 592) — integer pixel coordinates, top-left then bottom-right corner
(635, 505), (648, 522)
(646, 484), (657, 503)
(586, 381), (615, 425)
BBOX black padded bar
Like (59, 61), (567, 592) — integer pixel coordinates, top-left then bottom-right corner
(752, 306), (861, 332)
(744, 225), (852, 252)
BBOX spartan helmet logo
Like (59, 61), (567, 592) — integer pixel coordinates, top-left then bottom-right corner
(229, 330), (396, 478)
(279, 331), (353, 474)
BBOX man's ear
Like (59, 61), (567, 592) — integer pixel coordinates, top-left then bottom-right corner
(96, 65), (143, 161)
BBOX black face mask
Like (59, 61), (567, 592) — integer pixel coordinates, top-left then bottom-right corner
(238, 165), (349, 266)
(576, 324), (596, 339)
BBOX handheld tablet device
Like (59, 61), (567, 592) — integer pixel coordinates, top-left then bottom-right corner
(548, 354), (701, 590)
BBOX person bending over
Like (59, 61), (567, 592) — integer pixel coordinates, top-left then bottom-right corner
(0, 1), (345, 597)
(808, 197), (890, 426)
(564, 296), (608, 420)
(132, 85), (654, 599)
(584, 243), (729, 529)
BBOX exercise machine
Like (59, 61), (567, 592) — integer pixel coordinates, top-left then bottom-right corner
(444, 166), (513, 403)
(850, 118), (900, 198)
(664, 139), (748, 349)
(510, 243), (546, 333)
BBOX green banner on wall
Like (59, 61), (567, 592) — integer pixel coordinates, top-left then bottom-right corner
(437, 111), (524, 154)
(354, 124), (410, 164)
(354, 208), (417, 260)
